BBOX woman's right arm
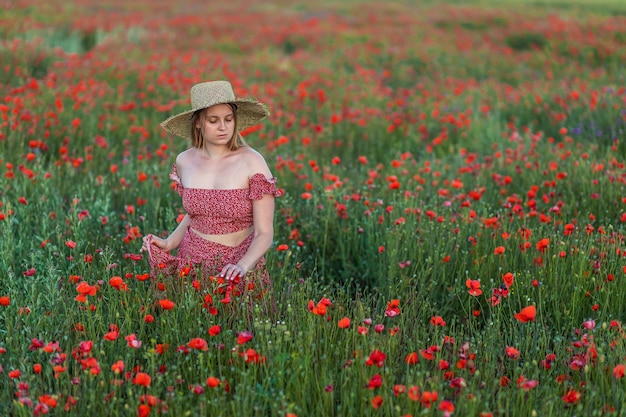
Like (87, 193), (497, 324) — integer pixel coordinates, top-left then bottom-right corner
(142, 214), (190, 252)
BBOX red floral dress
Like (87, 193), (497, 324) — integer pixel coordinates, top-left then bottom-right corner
(146, 164), (281, 289)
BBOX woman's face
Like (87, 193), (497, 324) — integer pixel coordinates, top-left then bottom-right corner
(196, 104), (236, 147)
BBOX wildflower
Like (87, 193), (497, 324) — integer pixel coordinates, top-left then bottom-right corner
(420, 345), (440, 360)
(237, 331), (253, 345)
(125, 334), (142, 349)
(371, 395), (383, 409)
(466, 279), (482, 296)
(206, 376), (220, 388)
(158, 299), (175, 310)
(407, 385), (420, 401)
(536, 238), (549, 252)
(582, 319), (595, 330)
(502, 272), (514, 288)
(133, 372), (151, 387)
(187, 338), (209, 351)
(208, 325), (221, 337)
(494, 246), (505, 255)
(241, 348), (266, 364)
(405, 352), (419, 365)
(505, 346), (520, 359)
(0, 296), (9, 306)
(111, 360), (124, 374)
(385, 299), (401, 317)
(514, 305), (536, 323)
(366, 350), (386, 367)
(366, 374), (382, 389)
(613, 364), (625, 379)
(393, 385), (406, 396)
(561, 389), (582, 404)
(430, 316), (446, 326)
(109, 276), (128, 291)
(75, 282), (97, 302)
(338, 317), (351, 328)
(439, 400), (455, 414)
(308, 297), (332, 316)
(420, 391), (438, 408)
(517, 376), (538, 391)
(541, 353), (557, 370)
(65, 240), (77, 249)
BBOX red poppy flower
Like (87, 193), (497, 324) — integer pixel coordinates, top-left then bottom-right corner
(125, 334), (142, 349)
(502, 272), (514, 288)
(159, 299), (175, 310)
(465, 279), (482, 296)
(517, 376), (538, 391)
(439, 400), (455, 413)
(420, 391), (438, 408)
(237, 331), (253, 345)
(408, 385), (420, 401)
(206, 376), (220, 388)
(187, 338), (209, 351)
(366, 350), (386, 367)
(613, 364), (625, 379)
(0, 296), (9, 306)
(371, 395), (383, 409)
(103, 324), (119, 341)
(514, 305), (536, 323)
(505, 346), (520, 359)
(133, 372), (151, 387)
(338, 317), (351, 328)
(111, 360), (124, 374)
(430, 316), (446, 326)
(393, 384), (406, 396)
(405, 352), (419, 365)
(385, 299), (401, 317)
(562, 389), (582, 404)
(208, 325), (221, 337)
(366, 374), (382, 389)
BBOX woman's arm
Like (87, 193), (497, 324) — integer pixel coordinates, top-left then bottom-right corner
(141, 214), (190, 252)
(220, 194), (275, 281)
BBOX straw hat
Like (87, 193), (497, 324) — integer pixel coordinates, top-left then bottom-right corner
(160, 81), (270, 139)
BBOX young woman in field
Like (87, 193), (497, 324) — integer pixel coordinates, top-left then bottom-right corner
(141, 81), (280, 293)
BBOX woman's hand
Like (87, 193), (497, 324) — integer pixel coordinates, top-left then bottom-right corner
(220, 263), (249, 281)
(141, 234), (171, 252)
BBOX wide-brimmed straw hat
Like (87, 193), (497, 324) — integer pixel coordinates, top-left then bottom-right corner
(160, 81), (269, 139)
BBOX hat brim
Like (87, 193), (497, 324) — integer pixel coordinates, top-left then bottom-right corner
(160, 99), (270, 140)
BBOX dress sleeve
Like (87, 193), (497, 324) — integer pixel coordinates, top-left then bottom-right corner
(169, 163), (184, 196)
(248, 173), (282, 200)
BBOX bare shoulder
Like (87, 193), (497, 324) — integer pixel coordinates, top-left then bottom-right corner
(239, 146), (273, 177)
(175, 148), (195, 167)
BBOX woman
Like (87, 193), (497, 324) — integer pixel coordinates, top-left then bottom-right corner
(141, 81), (281, 293)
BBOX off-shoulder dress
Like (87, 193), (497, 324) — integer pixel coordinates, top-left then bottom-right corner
(146, 164), (281, 288)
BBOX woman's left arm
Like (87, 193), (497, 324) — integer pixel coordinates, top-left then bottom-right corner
(220, 195), (275, 281)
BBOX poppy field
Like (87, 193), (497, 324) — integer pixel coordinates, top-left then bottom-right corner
(2, 0), (626, 415)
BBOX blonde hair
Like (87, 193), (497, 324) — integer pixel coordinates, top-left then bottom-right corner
(189, 104), (248, 150)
